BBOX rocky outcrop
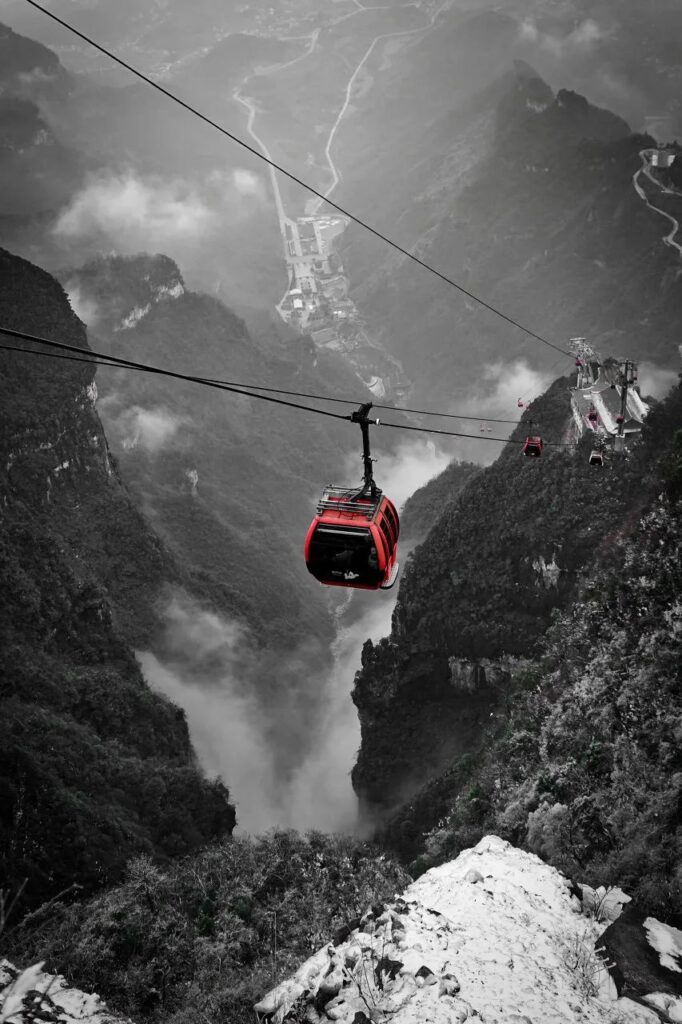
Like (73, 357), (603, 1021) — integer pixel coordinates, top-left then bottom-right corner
(0, 960), (130, 1024)
(63, 254), (186, 335)
(601, 906), (682, 1007)
(254, 835), (667, 1024)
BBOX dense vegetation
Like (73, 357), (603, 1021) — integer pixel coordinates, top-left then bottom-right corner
(7, 831), (410, 1024)
(0, 248), (235, 909)
(398, 459), (480, 544)
(380, 376), (682, 922)
(352, 375), (651, 810)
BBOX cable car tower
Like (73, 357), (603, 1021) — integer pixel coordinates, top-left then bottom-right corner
(570, 337), (599, 390)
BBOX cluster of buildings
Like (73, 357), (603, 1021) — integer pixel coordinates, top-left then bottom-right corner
(274, 212), (409, 399)
(277, 214), (356, 337)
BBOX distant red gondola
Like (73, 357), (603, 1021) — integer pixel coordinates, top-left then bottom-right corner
(522, 436), (543, 457)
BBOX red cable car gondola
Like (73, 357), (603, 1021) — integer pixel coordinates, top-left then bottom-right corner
(304, 486), (400, 590)
(522, 435), (543, 458)
(304, 403), (400, 591)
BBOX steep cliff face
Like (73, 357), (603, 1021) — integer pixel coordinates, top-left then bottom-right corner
(0, 247), (235, 909)
(351, 377), (651, 815)
(363, 379), (682, 920)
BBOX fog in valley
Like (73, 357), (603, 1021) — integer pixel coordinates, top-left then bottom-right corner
(2, 0), (681, 838)
(137, 436), (451, 833)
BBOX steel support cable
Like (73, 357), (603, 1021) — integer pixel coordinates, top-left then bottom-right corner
(23, 0), (572, 359)
(379, 418), (575, 447)
(0, 329), (351, 423)
(203, 376), (524, 425)
(0, 325), (522, 424)
(0, 334), (574, 447)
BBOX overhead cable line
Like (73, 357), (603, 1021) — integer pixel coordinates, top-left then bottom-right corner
(0, 329), (574, 447)
(379, 418), (573, 447)
(203, 377), (523, 425)
(23, 0), (572, 359)
(0, 322), (524, 425)
(0, 328), (350, 423)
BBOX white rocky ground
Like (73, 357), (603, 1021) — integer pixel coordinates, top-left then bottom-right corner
(254, 836), (678, 1024)
(0, 961), (127, 1023)
(3, 836), (680, 1023)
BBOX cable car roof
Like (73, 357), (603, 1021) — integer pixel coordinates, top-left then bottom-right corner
(316, 485), (385, 520)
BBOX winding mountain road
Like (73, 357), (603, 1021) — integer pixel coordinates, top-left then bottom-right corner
(633, 149), (682, 257)
(309, 1), (450, 214)
(234, 3), (446, 221)
(232, 89), (296, 241)
(233, 28), (322, 248)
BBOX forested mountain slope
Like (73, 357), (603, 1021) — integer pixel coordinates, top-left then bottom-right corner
(0, 247), (235, 909)
(342, 62), (681, 406)
(363, 375), (682, 920)
(352, 375), (651, 813)
(6, 831), (410, 1024)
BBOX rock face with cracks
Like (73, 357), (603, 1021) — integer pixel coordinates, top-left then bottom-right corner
(254, 836), (672, 1024)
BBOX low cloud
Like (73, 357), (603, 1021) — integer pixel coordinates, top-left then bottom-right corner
(67, 283), (100, 327)
(518, 17), (606, 58)
(53, 168), (266, 257)
(286, 595), (397, 834)
(366, 438), (452, 511)
(479, 358), (551, 415)
(231, 168), (263, 196)
(118, 406), (188, 453)
(139, 595), (340, 833)
(593, 68), (645, 113)
(637, 363), (680, 401)
(140, 673), (282, 833)
(137, 436), (451, 835)
(138, 597), (281, 832)
(389, 359), (556, 467)
(284, 440), (452, 831)
(571, 19), (604, 48)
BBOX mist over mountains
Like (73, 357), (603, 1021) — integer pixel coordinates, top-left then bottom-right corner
(1, 2), (682, 1020)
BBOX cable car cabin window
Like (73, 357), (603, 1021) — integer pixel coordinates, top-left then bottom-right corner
(307, 525), (383, 586)
(384, 503), (400, 541)
(379, 517), (393, 554)
(381, 510), (396, 546)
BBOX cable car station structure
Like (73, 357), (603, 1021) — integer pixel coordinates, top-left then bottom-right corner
(568, 338), (649, 459)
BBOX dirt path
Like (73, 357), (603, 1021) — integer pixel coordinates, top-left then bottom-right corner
(309, 2), (450, 214)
